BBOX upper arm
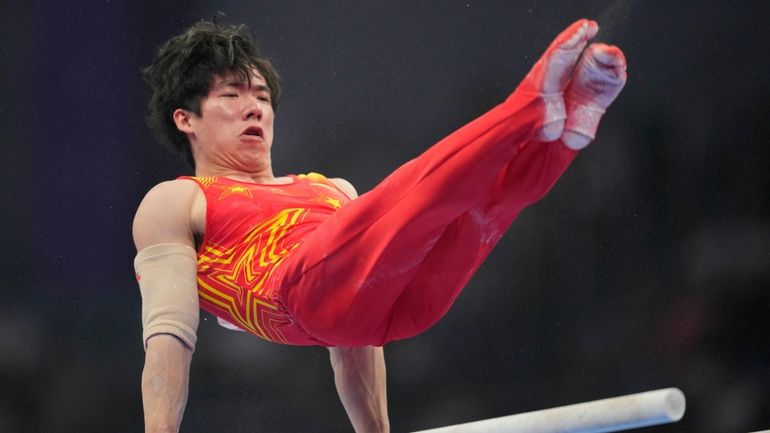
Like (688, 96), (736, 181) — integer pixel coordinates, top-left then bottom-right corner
(133, 180), (201, 351)
(133, 180), (198, 251)
(330, 178), (359, 200)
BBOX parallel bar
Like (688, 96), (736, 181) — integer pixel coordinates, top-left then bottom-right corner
(411, 388), (685, 433)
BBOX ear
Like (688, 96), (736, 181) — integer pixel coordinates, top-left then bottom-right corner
(172, 108), (195, 134)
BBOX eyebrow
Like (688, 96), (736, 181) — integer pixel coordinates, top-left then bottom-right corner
(219, 80), (271, 94)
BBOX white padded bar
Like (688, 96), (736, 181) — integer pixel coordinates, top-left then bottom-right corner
(411, 388), (685, 433)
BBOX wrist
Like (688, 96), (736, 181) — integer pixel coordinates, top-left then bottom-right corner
(357, 420), (389, 433)
(146, 425), (177, 433)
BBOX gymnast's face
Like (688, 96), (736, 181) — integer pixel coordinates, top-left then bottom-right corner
(177, 70), (275, 172)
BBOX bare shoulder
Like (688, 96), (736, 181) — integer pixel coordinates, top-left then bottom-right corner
(133, 179), (199, 251)
(330, 177), (358, 200)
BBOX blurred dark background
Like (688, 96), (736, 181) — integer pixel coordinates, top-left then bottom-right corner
(1, 1), (769, 432)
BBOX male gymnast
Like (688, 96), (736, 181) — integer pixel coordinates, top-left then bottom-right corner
(133, 18), (627, 433)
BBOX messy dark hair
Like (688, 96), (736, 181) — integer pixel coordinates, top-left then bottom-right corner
(142, 20), (281, 167)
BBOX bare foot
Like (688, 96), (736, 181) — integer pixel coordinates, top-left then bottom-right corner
(518, 19), (599, 142)
(561, 43), (627, 150)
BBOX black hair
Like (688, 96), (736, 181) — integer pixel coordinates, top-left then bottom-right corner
(142, 20), (281, 167)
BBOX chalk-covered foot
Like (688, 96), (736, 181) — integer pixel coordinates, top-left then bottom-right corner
(561, 43), (627, 150)
(517, 19), (599, 142)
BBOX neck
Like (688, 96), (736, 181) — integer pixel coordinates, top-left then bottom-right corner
(195, 165), (281, 183)
(192, 149), (282, 183)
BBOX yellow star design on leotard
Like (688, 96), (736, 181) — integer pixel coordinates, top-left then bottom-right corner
(324, 197), (342, 209)
(219, 185), (253, 200)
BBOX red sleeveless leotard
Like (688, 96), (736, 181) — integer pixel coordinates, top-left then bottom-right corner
(181, 173), (351, 346)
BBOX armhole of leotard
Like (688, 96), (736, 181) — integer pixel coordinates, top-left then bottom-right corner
(176, 176), (210, 257)
(318, 174), (357, 202)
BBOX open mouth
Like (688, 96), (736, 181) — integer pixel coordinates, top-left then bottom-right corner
(242, 126), (264, 139)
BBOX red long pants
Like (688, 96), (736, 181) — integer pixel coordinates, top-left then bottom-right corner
(280, 90), (578, 347)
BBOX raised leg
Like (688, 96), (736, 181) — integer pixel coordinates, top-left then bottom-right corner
(279, 21), (597, 346)
(383, 139), (577, 342)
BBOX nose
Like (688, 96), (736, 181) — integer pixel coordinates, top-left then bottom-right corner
(244, 95), (263, 120)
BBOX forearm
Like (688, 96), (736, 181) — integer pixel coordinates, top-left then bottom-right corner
(142, 335), (193, 433)
(329, 345), (389, 433)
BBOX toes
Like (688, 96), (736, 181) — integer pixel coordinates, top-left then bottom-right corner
(563, 18), (590, 37)
(585, 44), (628, 83)
(587, 44), (627, 69)
(554, 19), (598, 50)
(586, 20), (599, 39)
(517, 19), (604, 97)
(563, 21), (589, 49)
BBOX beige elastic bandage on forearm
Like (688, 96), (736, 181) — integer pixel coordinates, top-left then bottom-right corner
(134, 243), (200, 351)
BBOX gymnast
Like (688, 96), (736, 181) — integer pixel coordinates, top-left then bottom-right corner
(133, 18), (627, 433)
